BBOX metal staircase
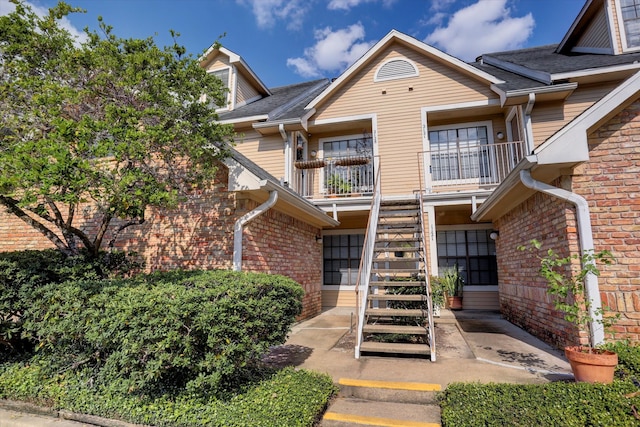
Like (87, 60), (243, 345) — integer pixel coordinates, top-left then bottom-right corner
(355, 195), (436, 361)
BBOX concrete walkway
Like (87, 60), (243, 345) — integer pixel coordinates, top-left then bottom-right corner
(0, 308), (572, 426)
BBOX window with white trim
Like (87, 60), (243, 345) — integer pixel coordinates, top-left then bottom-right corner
(428, 123), (494, 184)
(437, 229), (497, 286)
(619, 0), (640, 50)
(323, 234), (364, 286)
(209, 68), (231, 108)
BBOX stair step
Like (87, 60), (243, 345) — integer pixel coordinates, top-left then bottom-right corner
(379, 210), (420, 217)
(359, 341), (431, 355)
(372, 269), (424, 275)
(322, 401), (441, 427)
(380, 204), (420, 211)
(363, 324), (428, 334)
(372, 280), (425, 287)
(368, 294), (426, 302)
(365, 308), (427, 317)
(376, 237), (421, 243)
(373, 256), (422, 263)
(377, 228), (421, 235)
(337, 378), (441, 403)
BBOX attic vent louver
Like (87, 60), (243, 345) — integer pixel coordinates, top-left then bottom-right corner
(374, 58), (418, 82)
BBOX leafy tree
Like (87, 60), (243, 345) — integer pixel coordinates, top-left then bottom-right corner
(0, 1), (234, 257)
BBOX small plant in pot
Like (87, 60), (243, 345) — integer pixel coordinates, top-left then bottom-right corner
(439, 266), (463, 310)
(519, 239), (620, 383)
(429, 275), (445, 317)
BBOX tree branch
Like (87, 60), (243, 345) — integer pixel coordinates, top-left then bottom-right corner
(107, 217), (145, 250)
(0, 195), (72, 255)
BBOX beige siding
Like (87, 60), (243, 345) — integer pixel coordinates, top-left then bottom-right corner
(463, 290), (499, 310)
(202, 55), (230, 72)
(236, 73), (261, 105)
(312, 43), (499, 197)
(234, 129), (285, 180)
(531, 82), (618, 146)
(576, 6), (611, 49)
(322, 290), (357, 308)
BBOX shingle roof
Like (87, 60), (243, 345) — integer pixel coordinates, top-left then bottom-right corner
(218, 79), (329, 122)
(482, 44), (640, 77)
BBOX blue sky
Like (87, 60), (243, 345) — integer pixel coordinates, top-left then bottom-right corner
(1, 0), (585, 87)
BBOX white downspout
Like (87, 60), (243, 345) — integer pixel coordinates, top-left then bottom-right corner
(524, 93), (536, 153)
(520, 169), (604, 346)
(233, 191), (279, 271)
(280, 124), (291, 186)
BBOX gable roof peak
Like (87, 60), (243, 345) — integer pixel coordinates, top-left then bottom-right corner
(306, 29), (503, 109)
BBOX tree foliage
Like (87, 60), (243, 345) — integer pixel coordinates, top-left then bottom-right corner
(0, 1), (234, 256)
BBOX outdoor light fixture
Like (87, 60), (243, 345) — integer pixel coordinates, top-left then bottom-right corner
(315, 234), (323, 243)
(496, 131), (504, 140)
(310, 150), (317, 157)
(489, 231), (499, 240)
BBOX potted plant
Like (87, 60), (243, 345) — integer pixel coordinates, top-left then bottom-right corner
(430, 275), (445, 317)
(439, 266), (463, 310)
(519, 239), (619, 383)
(326, 174), (351, 195)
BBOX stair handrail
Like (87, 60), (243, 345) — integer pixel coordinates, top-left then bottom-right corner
(417, 189), (437, 362)
(354, 160), (382, 359)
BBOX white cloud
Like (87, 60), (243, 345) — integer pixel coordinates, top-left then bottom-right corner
(0, 0), (88, 44)
(287, 23), (375, 78)
(424, 0), (534, 61)
(237, 0), (309, 31)
(328, 0), (396, 11)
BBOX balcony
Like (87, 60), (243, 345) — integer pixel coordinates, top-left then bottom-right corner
(419, 140), (526, 192)
(292, 155), (375, 199)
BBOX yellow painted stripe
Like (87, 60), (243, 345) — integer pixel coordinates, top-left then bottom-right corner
(338, 378), (442, 391)
(323, 412), (440, 427)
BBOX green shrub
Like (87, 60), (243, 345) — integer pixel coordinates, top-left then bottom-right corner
(21, 269), (304, 396)
(439, 381), (640, 426)
(0, 360), (336, 427)
(0, 249), (140, 352)
(604, 341), (640, 379)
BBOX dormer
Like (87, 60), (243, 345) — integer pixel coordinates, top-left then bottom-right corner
(557, 0), (640, 55)
(200, 46), (271, 111)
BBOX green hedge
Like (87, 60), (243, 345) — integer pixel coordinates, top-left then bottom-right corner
(0, 361), (337, 427)
(20, 269), (304, 396)
(0, 249), (140, 351)
(439, 343), (640, 427)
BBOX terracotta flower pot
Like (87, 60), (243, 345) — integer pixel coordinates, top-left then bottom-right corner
(564, 346), (618, 384)
(447, 296), (463, 310)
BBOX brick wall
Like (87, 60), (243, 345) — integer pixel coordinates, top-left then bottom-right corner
(496, 99), (640, 348)
(496, 192), (585, 348)
(0, 165), (323, 320)
(242, 199), (323, 319)
(572, 99), (640, 342)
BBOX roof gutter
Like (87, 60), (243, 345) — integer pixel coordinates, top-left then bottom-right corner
(233, 190), (278, 271)
(519, 168), (604, 346)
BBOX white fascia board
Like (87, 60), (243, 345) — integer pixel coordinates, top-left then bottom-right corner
(550, 62), (640, 82)
(253, 118), (301, 129)
(311, 113), (376, 126)
(482, 55), (552, 85)
(300, 108), (316, 131)
(259, 180), (340, 227)
(535, 70), (640, 165)
(217, 114), (269, 125)
(492, 82), (578, 106)
(200, 46), (271, 96)
(306, 29), (503, 109)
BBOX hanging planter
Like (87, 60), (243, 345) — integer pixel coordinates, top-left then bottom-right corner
(294, 159), (326, 169)
(334, 156), (370, 167)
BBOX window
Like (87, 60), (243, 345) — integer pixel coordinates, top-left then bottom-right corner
(323, 234), (364, 286)
(619, 0), (640, 49)
(428, 124), (493, 184)
(436, 229), (497, 286)
(209, 68), (230, 108)
(374, 58), (419, 82)
(322, 135), (374, 195)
